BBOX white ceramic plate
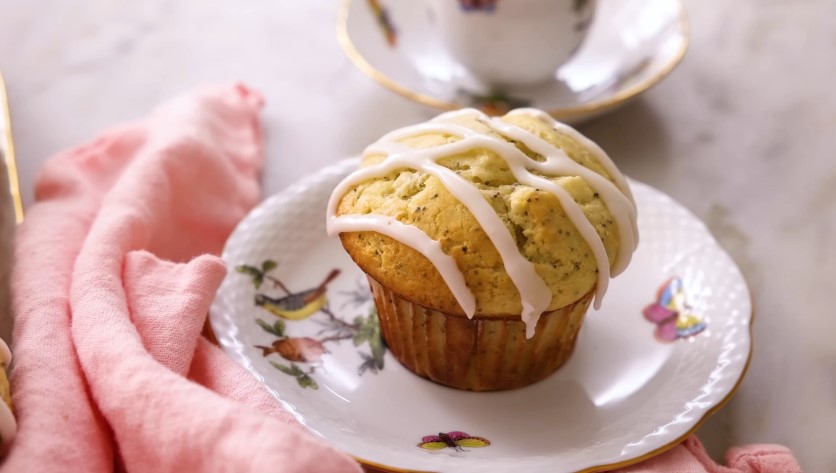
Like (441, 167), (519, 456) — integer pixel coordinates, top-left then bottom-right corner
(210, 159), (752, 473)
(338, 0), (689, 123)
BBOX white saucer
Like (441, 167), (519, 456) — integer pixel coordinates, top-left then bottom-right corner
(338, 0), (689, 123)
(210, 159), (752, 473)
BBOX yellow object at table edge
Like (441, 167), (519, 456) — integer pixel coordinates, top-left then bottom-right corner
(0, 71), (24, 224)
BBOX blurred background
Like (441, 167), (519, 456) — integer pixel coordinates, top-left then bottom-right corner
(1, 0), (833, 471)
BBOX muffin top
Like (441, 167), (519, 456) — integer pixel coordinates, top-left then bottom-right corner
(327, 108), (637, 337)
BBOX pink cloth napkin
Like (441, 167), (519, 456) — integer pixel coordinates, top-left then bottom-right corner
(6, 83), (361, 472)
(4, 83), (801, 473)
(612, 437), (801, 473)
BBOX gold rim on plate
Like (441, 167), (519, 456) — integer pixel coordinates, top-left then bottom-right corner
(0, 71), (24, 223)
(337, 0), (690, 120)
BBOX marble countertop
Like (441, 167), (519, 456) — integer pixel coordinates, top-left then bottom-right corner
(0, 0), (832, 470)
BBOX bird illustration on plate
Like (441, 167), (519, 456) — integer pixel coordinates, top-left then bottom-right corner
(238, 261), (387, 389)
(253, 269), (340, 321)
(255, 337), (329, 363)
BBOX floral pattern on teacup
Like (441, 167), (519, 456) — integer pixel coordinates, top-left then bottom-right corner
(458, 89), (531, 116)
(458, 0), (499, 13)
(367, 0), (397, 47)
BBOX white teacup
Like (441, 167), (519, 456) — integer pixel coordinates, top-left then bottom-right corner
(428, 0), (597, 87)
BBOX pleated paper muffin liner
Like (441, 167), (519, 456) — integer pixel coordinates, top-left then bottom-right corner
(367, 276), (593, 391)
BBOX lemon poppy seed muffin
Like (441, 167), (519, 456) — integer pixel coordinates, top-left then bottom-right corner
(328, 108), (637, 391)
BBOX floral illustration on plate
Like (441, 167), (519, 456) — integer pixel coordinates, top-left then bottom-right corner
(459, 0), (499, 13)
(237, 260), (386, 390)
(643, 277), (707, 342)
(418, 431), (491, 452)
(367, 0), (397, 47)
(460, 89), (531, 116)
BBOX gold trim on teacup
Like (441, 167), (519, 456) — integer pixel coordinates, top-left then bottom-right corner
(337, 0), (691, 120)
(0, 71), (24, 223)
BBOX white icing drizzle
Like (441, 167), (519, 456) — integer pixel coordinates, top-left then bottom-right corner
(507, 108), (637, 207)
(465, 112), (638, 275)
(328, 213), (476, 317)
(327, 140), (551, 330)
(416, 117), (616, 310)
(0, 338), (15, 445)
(327, 109), (638, 338)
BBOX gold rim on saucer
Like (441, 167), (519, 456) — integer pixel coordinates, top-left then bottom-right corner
(337, 0), (690, 120)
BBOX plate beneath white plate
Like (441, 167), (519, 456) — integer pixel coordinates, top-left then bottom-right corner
(210, 159), (751, 473)
(338, 0), (689, 123)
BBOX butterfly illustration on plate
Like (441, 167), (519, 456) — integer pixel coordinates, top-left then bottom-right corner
(417, 431), (491, 452)
(643, 277), (707, 342)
